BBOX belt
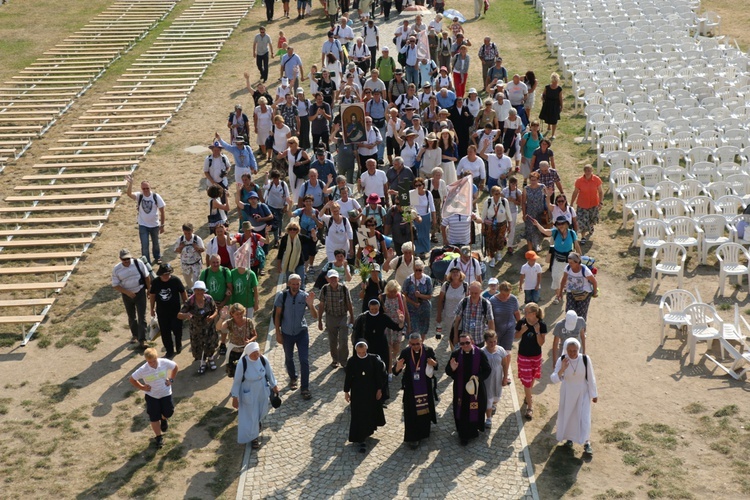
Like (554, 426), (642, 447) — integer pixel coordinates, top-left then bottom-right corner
(184, 260), (202, 266)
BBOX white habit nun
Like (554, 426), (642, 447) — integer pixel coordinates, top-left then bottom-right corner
(550, 337), (598, 452)
(231, 342), (278, 445)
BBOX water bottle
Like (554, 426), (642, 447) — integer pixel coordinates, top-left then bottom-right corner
(435, 322), (442, 340)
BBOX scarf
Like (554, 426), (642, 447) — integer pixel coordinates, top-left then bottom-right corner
(281, 234), (301, 273)
(410, 348), (430, 415)
(455, 346), (481, 422)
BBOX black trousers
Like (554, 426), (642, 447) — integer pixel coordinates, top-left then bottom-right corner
(256, 53), (269, 82)
(122, 288), (147, 342)
(157, 313), (183, 354)
(265, 0), (274, 20)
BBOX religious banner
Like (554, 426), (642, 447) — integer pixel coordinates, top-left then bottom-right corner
(234, 238), (254, 268)
(442, 174), (473, 219)
(341, 103), (366, 145)
(416, 28), (430, 61)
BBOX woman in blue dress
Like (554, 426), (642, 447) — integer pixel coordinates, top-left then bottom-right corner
(231, 342), (279, 449)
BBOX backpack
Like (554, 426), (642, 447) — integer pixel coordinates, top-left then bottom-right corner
(560, 354), (589, 381)
(137, 192), (161, 213)
(376, 56), (394, 74)
(207, 155), (229, 171)
(290, 149), (309, 179)
(459, 296), (489, 317)
(255, 242), (266, 269)
(363, 24), (378, 41)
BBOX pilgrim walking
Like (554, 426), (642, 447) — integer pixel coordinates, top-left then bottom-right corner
(344, 339), (388, 453)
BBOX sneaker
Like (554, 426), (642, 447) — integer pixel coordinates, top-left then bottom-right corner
(485, 418), (492, 429)
(489, 258), (496, 268)
(580, 237), (587, 244)
(584, 443), (593, 455)
(155, 435), (164, 449)
(161, 419), (169, 432)
(565, 440), (574, 448)
(552, 297), (560, 305)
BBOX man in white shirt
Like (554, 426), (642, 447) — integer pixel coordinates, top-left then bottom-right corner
(112, 248), (151, 347)
(357, 117), (383, 165)
(126, 176), (166, 264)
(350, 37), (371, 73)
(399, 36), (420, 86)
(363, 18), (379, 63)
(129, 348), (179, 449)
(203, 141), (231, 193)
(506, 74), (529, 126)
(363, 69), (386, 94)
(441, 212), (480, 247)
(492, 87), (511, 127)
(444, 245), (483, 284)
(334, 17), (355, 60)
(483, 143), (513, 190)
(358, 158), (389, 205)
(456, 145), (486, 190)
(383, 242), (424, 286)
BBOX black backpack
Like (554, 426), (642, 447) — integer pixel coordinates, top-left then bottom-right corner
(290, 149), (309, 179)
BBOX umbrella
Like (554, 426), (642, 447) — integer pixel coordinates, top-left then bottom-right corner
(443, 9), (466, 23)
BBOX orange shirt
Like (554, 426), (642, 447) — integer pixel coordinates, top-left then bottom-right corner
(574, 174), (602, 209)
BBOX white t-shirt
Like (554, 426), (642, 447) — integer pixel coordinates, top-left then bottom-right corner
(134, 192), (165, 227)
(481, 197), (509, 223)
(502, 186), (522, 214)
(506, 81), (528, 106)
(363, 24), (379, 47)
(337, 197), (361, 215)
(552, 205), (577, 225)
(493, 99), (512, 122)
(389, 256), (424, 286)
(321, 214), (354, 254)
(487, 153), (513, 180)
(456, 156), (486, 180)
(273, 124), (291, 153)
(358, 127), (382, 156)
(520, 262), (543, 290)
(131, 358), (177, 399)
(445, 257), (482, 284)
(360, 169), (388, 198)
(203, 154), (231, 184)
(410, 190), (435, 216)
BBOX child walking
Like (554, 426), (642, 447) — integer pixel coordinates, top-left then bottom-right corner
(481, 331), (510, 429)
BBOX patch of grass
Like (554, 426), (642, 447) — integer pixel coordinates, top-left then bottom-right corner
(710, 440), (733, 455)
(714, 404), (739, 417)
(39, 381), (79, 404)
(36, 334), (51, 349)
(683, 402), (707, 414)
(595, 489), (636, 499)
(717, 303), (733, 311)
(0, 398), (11, 415)
(636, 424), (679, 451)
(0, 333), (19, 348)
(629, 283), (651, 301)
(53, 318), (112, 351)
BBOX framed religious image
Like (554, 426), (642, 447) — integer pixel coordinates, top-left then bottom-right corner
(341, 103), (366, 145)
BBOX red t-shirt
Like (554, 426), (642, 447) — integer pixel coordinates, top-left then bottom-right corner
(574, 174), (602, 209)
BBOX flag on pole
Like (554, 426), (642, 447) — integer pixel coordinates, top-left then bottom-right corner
(417, 29), (430, 61)
(442, 174), (473, 219)
(234, 238), (254, 268)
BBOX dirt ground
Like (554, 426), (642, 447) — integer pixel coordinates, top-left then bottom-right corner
(0, 0), (749, 499)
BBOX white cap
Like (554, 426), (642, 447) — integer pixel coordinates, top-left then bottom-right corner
(564, 310), (578, 331)
(488, 277), (499, 285)
(468, 88), (478, 94)
(381, 46), (390, 52)
(327, 269), (339, 279)
(281, 77), (289, 85)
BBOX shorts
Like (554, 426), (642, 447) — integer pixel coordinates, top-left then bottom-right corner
(524, 289), (540, 304)
(145, 394), (175, 422)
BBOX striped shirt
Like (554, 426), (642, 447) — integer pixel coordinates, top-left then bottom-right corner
(441, 213), (473, 246)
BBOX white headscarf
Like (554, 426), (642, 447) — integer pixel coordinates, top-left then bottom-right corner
(244, 342), (261, 359)
(562, 337), (581, 355)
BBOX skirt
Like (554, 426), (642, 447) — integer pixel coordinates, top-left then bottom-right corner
(415, 212), (432, 254)
(576, 206), (600, 234)
(566, 291), (593, 320)
(483, 221), (507, 256)
(517, 354), (542, 388)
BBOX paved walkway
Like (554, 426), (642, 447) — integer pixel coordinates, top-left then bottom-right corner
(237, 10), (537, 500)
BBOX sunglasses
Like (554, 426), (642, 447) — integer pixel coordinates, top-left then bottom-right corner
(414, 183), (424, 187)
(459, 341), (472, 346)
(556, 199), (565, 203)
(288, 228), (299, 232)
(415, 269), (423, 272)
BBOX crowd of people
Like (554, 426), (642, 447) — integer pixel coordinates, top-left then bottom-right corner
(124, 5), (601, 457)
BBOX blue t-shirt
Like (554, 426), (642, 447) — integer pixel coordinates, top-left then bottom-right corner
(242, 202), (272, 230)
(292, 208), (320, 234)
(299, 180), (326, 207)
(551, 228), (577, 253)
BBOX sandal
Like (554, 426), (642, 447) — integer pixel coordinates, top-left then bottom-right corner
(290, 379), (298, 390)
(525, 407), (534, 420)
(251, 439), (260, 449)
(208, 359), (217, 371)
(301, 389), (312, 400)
(198, 363), (206, 375)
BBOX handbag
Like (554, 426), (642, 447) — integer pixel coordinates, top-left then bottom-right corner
(265, 134), (274, 150)
(570, 290), (590, 301)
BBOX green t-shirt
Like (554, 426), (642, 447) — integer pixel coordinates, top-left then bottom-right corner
(200, 267), (231, 303)
(230, 268), (259, 308)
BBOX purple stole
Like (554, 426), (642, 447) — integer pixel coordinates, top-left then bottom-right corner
(410, 349), (430, 416)
(455, 346), (481, 423)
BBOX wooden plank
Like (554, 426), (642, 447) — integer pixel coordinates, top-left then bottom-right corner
(15, 181), (125, 191)
(0, 237), (93, 247)
(0, 315), (46, 324)
(0, 265), (75, 276)
(6, 192), (119, 202)
(0, 215), (106, 223)
(40, 152), (143, 160)
(0, 126), (42, 132)
(0, 298), (56, 307)
(79, 111), (172, 118)
(0, 282), (64, 292)
(57, 136), (155, 143)
(0, 252), (80, 262)
(0, 205), (113, 213)
(0, 110), (58, 116)
(70, 120), (165, 128)
(48, 144), (150, 152)
(0, 103), (67, 110)
(0, 227), (99, 236)
(64, 128), (161, 135)
(91, 101), (181, 107)
(32, 160), (138, 168)
(0, 117), (57, 123)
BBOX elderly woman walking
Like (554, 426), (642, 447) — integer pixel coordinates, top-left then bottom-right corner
(177, 281), (219, 374)
(231, 342), (279, 449)
(402, 262), (433, 340)
(557, 252), (598, 320)
(551, 337), (598, 455)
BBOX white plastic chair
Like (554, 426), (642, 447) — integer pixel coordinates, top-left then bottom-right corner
(630, 200), (663, 242)
(686, 146), (714, 168)
(716, 242), (750, 295)
(659, 289), (697, 346)
(618, 183), (650, 224)
(678, 179), (705, 199)
(704, 182), (736, 200)
(597, 135), (623, 173)
(689, 162), (722, 185)
(638, 166), (664, 197)
(650, 242), (687, 292)
(684, 303), (722, 365)
(653, 180), (681, 200)
(705, 304), (750, 379)
(658, 197), (692, 222)
(699, 214), (731, 265)
(664, 166), (689, 184)
(714, 145), (741, 165)
(609, 167), (640, 197)
(688, 196), (721, 218)
(661, 148), (686, 168)
(637, 218), (672, 267)
(715, 195), (746, 221)
(724, 129), (749, 149)
(668, 216), (703, 256)
(726, 174), (750, 204)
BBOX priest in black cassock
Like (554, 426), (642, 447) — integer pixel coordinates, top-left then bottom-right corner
(449, 96), (475, 157)
(344, 339), (388, 453)
(445, 332), (492, 445)
(393, 333), (438, 449)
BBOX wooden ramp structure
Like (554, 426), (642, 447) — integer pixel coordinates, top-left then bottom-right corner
(0, 0), (178, 173)
(0, 0), (250, 345)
